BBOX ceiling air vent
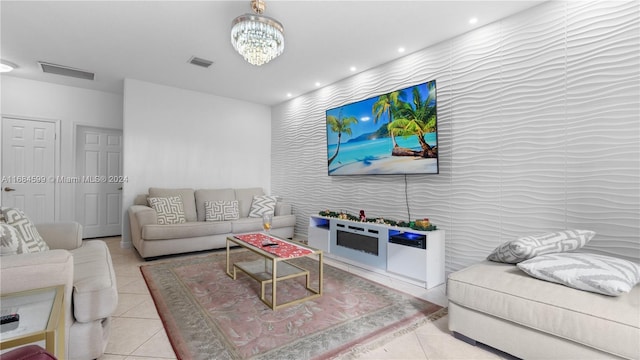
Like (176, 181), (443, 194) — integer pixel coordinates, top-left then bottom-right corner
(38, 61), (95, 80)
(188, 56), (213, 68)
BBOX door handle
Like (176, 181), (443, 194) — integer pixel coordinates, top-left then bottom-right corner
(4, 187), (16, 192)
(118, 187), (123, 191)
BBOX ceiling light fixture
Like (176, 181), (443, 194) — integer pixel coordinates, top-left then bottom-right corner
(231, 0), (285, 66)
(398, 47), (406, 53)
(0, 59), (18, 73)
(469, 17), (478, 25)
(350, 66), (357, 72)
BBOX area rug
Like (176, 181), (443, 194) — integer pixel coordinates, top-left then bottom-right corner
(140, 250), (446, 360)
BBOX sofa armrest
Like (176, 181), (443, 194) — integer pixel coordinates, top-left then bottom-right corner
(275, 202), (292, 216)
(36, 222), (83, 250)
(0, 250), (74, 295)
(128, 205), (158, 245)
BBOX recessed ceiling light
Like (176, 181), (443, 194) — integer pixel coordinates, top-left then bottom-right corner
(315, 82), (321, 87)
(350, 66), (357, 72)
(286, 93), (292, 98)
(398, 47), (406, 53)
(469, 17), (478, 25)
(0, 59), (18, 73)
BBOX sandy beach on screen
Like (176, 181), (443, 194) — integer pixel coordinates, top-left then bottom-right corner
(330, 156), (437, 175)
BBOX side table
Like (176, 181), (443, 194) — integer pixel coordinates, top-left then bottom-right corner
(0, 285), (65, 359)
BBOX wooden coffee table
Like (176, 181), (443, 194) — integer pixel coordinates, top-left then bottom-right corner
(226, 233), (323, 310)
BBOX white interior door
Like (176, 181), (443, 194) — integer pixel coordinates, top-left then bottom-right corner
(75, 126), (123, 238)
(1, 118), (56, 223)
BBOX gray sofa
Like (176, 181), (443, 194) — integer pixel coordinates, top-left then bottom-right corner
(0, 222), (118, 360)
(128, 187), (296, 259)
(447, 260), (639, 360)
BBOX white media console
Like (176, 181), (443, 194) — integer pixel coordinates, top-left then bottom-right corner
(308, 216), (445, 289)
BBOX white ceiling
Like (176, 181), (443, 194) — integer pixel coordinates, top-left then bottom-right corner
(1, 0), (544, 106)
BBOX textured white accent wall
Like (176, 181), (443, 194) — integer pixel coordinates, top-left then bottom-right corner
(271, 0), (640, 273)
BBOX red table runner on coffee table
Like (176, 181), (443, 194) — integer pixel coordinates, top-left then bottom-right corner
(234, 233), (313, 258)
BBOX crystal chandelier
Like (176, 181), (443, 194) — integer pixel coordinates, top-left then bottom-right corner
(231, 0), (285, 66)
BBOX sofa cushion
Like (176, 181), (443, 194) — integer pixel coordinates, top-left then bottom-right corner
(70, 240), (118, 323)
(1, 223), (30, 255)
(248, 195), (277, 218)
(448, 261), (640, 359)
(205, 200), (239, 221)
(149, 188), (197, 222)
(517, 252), (640, 296)
(148, 196), (187, 225)
(142, 221), (232, 241)
(235, 188), (264, 217)
(1, 207), (49, 252)
(487, 229), (595, 264)
(195, 189), (235, 222)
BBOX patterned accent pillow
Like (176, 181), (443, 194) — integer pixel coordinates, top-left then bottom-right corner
(0, 207), (49, 252)
(204, 200), (239, 221)
(248, 195), (277, 218)
(0, 223), (31, 255)
(517, 253), (640, 296)
(487, 229), (595, 264)
(148, 196), (187, 225)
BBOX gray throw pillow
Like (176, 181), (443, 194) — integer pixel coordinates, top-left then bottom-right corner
(487, 229), (595, 264)
(0, 207), (49, 252)
(204, 200), (239, 221)
(517, 252), (640, 296)
(248, 195), (277, 218)
(148, 196), (187, 225)
(0, 223), (31, 255)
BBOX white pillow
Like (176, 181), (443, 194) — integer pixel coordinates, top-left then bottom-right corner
(0, 207), (49, 252)
(487, 229), (595, 264)
(148, 196), (187, 225)
(204, 200), (239, 221)
(248, 195), (277, 218)
(517, 252), (640, 296)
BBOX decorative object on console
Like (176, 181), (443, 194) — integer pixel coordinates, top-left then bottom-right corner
(326, 79), (438, 175)
(517, 252), (640, 296)
(147, 196), (187, 225)
(231, 0), (285, 66)
(487, 229), (595, 264)
(317, 210), (437, 231)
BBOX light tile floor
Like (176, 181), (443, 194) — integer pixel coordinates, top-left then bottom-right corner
(98, 237), (507, 360)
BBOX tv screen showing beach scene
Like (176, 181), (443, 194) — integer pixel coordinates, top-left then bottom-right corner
(326, 80), (438, 175)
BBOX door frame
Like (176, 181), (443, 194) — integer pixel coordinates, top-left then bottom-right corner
(0, 114), (61, 221)
(72, 123), (123, 235)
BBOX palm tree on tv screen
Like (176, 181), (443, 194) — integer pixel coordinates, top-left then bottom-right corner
(372, 90), (403, 148)
(388, 82), (437, 158)
(327, 110), (358, 165)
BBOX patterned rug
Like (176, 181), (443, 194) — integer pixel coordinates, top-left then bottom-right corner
(140, 249), (446, 360)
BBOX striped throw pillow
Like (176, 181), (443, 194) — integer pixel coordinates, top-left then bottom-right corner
(248, 195), (277, 218)
(204, 200), (239, 221)
(487, 229), (595, 264)
(148, 196), (187, 225)
(517, 253), (640, 296)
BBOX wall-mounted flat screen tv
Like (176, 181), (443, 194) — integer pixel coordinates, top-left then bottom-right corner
(326, 79), (438, 175)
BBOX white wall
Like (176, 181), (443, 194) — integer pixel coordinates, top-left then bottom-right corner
(0, 76), (123, 222)
(122, 78), (271, 245)
(271, 0), (640, 273)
